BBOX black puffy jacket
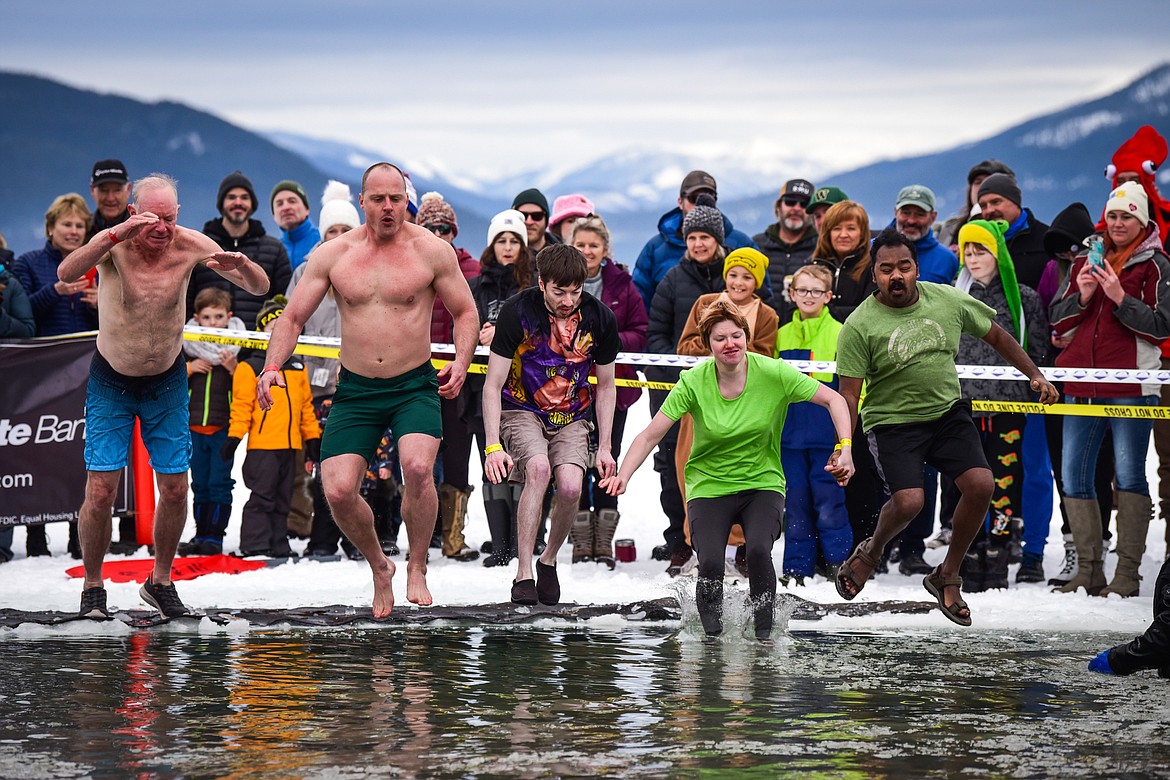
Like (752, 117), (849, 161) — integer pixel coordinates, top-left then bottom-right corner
(188, 218), (291, 328)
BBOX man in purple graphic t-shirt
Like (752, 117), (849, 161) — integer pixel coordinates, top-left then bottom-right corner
(482, 244), (621, 608)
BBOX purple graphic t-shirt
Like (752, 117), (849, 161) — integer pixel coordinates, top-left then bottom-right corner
(490, 287), (620, 429)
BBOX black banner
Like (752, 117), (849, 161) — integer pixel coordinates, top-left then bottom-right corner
(0, 336), (131, 526)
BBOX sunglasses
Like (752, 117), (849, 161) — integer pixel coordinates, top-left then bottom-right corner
(428, 224), (453, 236)
(685, 190), (716, 204)
(781, 196), (809, 208)
(520, 210), (546, 222)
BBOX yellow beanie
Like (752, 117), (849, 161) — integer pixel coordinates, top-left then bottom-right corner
(723, 247), (768, 290)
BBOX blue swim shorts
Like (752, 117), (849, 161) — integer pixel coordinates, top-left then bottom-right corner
(84, 351), (191, 474)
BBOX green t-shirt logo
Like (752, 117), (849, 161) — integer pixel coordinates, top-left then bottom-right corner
(887, 318), (948, 369)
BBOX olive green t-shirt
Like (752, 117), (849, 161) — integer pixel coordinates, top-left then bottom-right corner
(836, 282), (995, 431)
(660, 352), (819, 500)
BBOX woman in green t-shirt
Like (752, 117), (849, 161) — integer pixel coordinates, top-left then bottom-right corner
(602, 301), (855, 640)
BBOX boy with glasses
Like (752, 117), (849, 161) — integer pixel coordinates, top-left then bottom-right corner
(776, 265), (851, 585)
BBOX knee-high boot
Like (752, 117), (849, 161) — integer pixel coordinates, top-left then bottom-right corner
(481, 481), (515, 567)
(1058, 497), (1106, 596)
(1101, 491), (1153, 598)
(593, 508), (620, 568)
(440, 483), (478, 561)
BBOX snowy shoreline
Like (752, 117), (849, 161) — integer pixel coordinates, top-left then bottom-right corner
(1, 400), (1162, 636)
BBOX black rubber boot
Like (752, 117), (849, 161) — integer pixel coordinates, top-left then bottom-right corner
(482, 483), (514, 568)
(983, 542), (1010, 590)
(961, 539), (987, 593)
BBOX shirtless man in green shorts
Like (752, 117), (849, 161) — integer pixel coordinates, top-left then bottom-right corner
(259, 163), (478, 617)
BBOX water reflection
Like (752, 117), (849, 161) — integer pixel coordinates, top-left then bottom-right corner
(1, 624), (1168, 778)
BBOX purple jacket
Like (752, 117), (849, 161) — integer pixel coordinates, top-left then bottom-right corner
(596, 260), (648, 411)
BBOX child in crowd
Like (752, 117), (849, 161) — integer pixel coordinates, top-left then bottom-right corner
(223, 295), (321, 558)
(955, 219), (1048, 590)
(179, 287), (246, 555)
(775, 264), (851, 584)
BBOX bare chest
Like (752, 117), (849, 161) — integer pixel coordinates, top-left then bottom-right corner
(104, 256), (189, 312)
(332, 255), (435, 312)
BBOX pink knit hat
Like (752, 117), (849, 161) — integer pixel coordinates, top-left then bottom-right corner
(549, 194), (595, 228)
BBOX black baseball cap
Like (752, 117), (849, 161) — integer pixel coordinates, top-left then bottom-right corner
(91, 159), (129, 186)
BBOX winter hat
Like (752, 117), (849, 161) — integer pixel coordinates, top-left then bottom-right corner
(403, 173), (419, 216)
(270, 180), (310, 211)
(416, 191), (458, 237)
(1106, 125), (1167, 186)
(318, 180), (360, 234)
(682, 193), (725, 245)
(256, 294), (288, 331)
(511, 188), (550, 216)
(723, 247), (768, 290)
(1105, 183), (1150, 227)
(217, 170), (258, 217)
(549, 194), (595, 228)
(967, 159), (1015, 185)
(487, 209), (528, 247)
(977, 173), (1022, 208)
(1043, 203), (1095, 257)
(957, 219), (1025, 348)
(808, 186), (848, 212)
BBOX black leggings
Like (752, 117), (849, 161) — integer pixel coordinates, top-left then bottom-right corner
(688, 490), (785, 637)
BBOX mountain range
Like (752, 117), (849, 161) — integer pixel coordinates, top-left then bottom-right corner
(2, 66), (1169, 265)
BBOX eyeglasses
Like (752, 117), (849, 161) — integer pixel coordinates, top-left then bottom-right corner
(519, 210), (546, 222)
(791, 288), (829, 298)
(781, 197), (809, 208)
(429, 224), (453, 236)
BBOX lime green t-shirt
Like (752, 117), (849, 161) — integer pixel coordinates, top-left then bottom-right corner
(660, 351), (820, 500)
(836, 282), (995, 431)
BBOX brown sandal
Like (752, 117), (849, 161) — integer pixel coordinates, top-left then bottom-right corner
(835, 537), (879, 601)
(923, 566), (972, 626)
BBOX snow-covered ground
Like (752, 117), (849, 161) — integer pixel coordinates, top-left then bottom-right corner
(1, 399), (1163, 635)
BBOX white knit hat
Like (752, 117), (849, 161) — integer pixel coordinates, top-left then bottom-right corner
(1105, 183), (1150, 227)
(487, 209), (528, 247)
(319, 180), (360, 234)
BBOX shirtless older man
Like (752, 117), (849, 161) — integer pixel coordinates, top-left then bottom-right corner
(59, 174), (270, 619)
(258, 162), (478, 617)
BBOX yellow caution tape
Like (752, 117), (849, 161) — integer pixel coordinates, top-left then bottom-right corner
(182, 329), (1170, 417)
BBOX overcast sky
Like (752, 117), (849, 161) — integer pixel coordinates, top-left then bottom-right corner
(4, 1), (1169, 180)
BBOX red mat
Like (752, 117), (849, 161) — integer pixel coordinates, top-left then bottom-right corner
(66, 554), (276, 583)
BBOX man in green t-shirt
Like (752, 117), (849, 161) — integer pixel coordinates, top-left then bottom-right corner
(832, 229), (1057, 626)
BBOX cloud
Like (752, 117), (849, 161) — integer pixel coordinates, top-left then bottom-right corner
(2, 1), (1168, 178)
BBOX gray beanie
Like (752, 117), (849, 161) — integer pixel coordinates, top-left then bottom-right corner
(977, 173), (1022, 207)
(682, 193), (725, 245)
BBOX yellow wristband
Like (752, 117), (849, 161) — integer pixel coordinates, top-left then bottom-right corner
(834, 438), (853, 451)
(484, 443), (503, 456)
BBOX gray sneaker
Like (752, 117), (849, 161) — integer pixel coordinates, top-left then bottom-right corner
(79, 587), (110, 619)
(140, 575), (189, 618)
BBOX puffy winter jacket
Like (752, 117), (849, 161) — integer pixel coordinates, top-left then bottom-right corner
(0, 264), (35, 338)
(229, 352), (320, 450)
(645, 257), (728, 385)
(595, 260), (648, 410)
(190, 219), (291, 327)
(431, 246), (481, 344)
(1005, 208), (1051, 291)
(633, 207), (763, 310)
(958, 278), (1048, 410)
(810, 250), (878, 323)
(1051, 226), (1170, 397)
(754, 223), (818, 320)
(12, 241), (99, 336)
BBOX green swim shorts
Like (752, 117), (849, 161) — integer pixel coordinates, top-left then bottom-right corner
(320, 361), (442, 462)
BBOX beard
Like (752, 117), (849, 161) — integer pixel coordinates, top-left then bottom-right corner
(782, 214), (806, 232)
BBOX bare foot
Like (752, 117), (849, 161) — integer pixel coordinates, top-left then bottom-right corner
(371, 558), (396, 618)
(406, 564), (432, 606)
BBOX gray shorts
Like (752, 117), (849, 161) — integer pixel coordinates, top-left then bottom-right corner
(500, 410), (591, 484)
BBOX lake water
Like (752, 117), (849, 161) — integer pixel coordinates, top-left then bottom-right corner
(2, 614), (1168, 778)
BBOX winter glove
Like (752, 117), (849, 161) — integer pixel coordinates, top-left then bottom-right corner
(219, 436), (242, 462)
(1088, 649), (1114, 675)
(304, 437), (321, 463)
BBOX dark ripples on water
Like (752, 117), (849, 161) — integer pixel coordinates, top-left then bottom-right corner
(1, 620), (1168, 778)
